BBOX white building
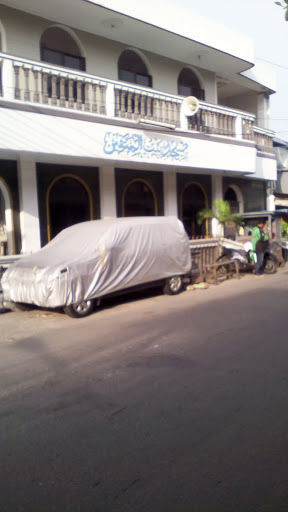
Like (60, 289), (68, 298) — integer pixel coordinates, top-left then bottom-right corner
(0, 0), (277, 255)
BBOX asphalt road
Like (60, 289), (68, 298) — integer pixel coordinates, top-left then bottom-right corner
(1, 271), (288, 512)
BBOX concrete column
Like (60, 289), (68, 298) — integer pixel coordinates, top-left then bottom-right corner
(266, 181), (275, 211)
(235, 115), (243, 140)
(163, 170), (178, 217)
(18, 156), (41, 253)
(106, 83), (115, 118)
(99, 166), (116, 218)
(2, 58), (15, 100)
(211, 174), (223, 237)
(257, 93), (270, 129)
(179, 108), (189, 131)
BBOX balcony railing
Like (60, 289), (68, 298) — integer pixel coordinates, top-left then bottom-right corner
(114, 85), (181, 127)
(13, 60), (107, 114)
(0, 52), (274, 153)
(254, 127), (274, 154)
(188, 106), (237, 137)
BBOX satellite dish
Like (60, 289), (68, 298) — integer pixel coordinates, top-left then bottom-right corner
(181, 96), (199, 116)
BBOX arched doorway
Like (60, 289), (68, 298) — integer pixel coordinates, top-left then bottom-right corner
(224, 186), (239, 213)
(0, 187), (5, 219)
(123, 179), (157, 216)
(0, 187), (7, 255)
(178, 67), (204, 100)
(47, 176), (92, 240)
(181, 183), (207, 239)
(223, 185), (244, 238)
(0, 178), (14, 255)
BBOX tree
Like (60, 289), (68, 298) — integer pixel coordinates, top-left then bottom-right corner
(275, 0), (288, 21)
(197, 199), (243, 235)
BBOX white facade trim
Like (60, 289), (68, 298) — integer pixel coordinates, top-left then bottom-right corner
(99, 166), (117, 218)
(0, 108), (257, 175)
(17, 156), (41, 253)
(163, 171), (178, 217)
(211, 174), (223, 237)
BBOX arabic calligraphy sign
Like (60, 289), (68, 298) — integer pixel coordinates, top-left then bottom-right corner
(103, 132), (188, 161)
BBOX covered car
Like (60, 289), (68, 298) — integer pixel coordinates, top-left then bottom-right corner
(2, 216), (191, 318)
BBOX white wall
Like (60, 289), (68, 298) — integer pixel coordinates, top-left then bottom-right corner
(223, 93), (270, 130)
(0, 3), (274, 101)
(99, 166), (117, 218)
(163, 171), (178, 216)
(0, 107), (258, 176)
(17, 156), (41, 253)
(221, 93), (258, 118)
(94, 0), (255, 66)
(257, 93), (270, 129)
(0, 6), (46, 60)
(254, 155), (277, 181)
(0, 4), (229, 102)
(211, 175), (223, 237)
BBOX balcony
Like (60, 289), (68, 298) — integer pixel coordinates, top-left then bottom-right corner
(0, 52), (274, 154)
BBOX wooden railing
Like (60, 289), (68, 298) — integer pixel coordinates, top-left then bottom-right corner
(190, 238), (221, 280)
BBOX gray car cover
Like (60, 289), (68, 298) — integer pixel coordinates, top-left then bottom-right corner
(2, 216), (191, 308)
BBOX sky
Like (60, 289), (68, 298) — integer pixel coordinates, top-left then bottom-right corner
(170, 0), (288, 141)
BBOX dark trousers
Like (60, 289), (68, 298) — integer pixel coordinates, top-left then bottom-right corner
(255, 250), (264, 274)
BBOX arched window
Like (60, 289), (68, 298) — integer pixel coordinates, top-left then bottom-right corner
(40, 27), (85, 104)
(48, 176), (92, 240)
(178, 67), (204, 100)
(181, 183), (207, 239)
(123, 179), (156, 216)
(40, 27), (85, 71)
(118, 50), (152, 87)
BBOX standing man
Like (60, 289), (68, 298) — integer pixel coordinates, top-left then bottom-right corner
(252, 219), (269, 276)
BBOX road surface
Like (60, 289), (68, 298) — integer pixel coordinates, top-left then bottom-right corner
(1, 271), (288, 511)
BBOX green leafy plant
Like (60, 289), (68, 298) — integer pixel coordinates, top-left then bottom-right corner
(197, 199), (243, 231)
(281, 220), (288, 239)
(275, 0), (288, 21)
